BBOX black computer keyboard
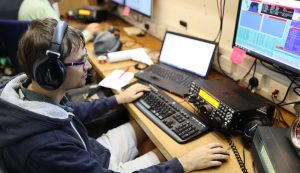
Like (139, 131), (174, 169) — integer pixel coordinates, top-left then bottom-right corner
(134, 84), (209, 143)
(151, 65), (193, 87)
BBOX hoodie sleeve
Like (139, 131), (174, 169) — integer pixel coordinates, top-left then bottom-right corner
(27, 142), (117, 173)
(27, 142), (185, 173)
(67, 96), (118, 123)
(134, 158), (185, 173)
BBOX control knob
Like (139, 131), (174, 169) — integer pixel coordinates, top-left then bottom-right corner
(200, 104), (213, 116)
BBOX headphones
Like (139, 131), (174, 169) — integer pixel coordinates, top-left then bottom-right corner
(32, 21), (68, 90)
(240, 104), (274, 148)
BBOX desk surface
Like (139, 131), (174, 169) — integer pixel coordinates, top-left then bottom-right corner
(71, 17), (255, 173)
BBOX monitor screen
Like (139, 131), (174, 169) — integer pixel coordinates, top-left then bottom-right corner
(233, 0), (300, 74)
(111, 0), (124, 5)
(159, 32), (216, 77)
(125, 0), (152, 17)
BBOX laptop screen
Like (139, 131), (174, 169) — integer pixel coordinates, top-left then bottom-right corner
(159, 32), (216, 77)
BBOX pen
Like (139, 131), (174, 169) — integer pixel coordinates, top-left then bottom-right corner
(119, 66), (130, 79)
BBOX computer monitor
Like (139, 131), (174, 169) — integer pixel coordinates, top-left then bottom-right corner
(111, 0), (124, 5)
(233, 0), (300, 75)
(125, 0), (152, 17)
(159, 32), (216, 77)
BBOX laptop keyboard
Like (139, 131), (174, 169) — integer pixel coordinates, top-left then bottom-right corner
(150, 65), (194, 87)
(134, 84), (209, 143)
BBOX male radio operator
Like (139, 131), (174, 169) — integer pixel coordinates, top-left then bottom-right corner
(0, 18), (229, 173)
(18, 0), (100, 42)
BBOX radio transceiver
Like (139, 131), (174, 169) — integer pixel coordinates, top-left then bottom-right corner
(188, 78), (274, 140)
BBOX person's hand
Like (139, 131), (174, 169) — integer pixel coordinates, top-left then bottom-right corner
(178, 143), (229, 172)
(115, 83), (150, 104)
(84, 23), (101, 35)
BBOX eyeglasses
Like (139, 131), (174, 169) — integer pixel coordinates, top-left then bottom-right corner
(64, 48), (89, 70)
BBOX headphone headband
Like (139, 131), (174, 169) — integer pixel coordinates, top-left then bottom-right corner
(48, 21), (68, 57)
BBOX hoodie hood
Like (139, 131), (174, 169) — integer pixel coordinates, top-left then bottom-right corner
(0, 74), (72, 147)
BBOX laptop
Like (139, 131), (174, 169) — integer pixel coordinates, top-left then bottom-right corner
(135, 31), (216, 97)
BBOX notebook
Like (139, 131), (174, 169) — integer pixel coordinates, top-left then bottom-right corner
(135, 31), (216, 97)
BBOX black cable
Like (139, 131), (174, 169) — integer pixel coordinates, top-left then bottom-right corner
(271, 96), (290, 127)
(213, 0), (222, 42)
(271, 108), (278, 126)
(214, 0), (224, 43)
(215, 0), (238, 81)
(214, 0), (222, 42)
(252, 59), (257, 78)
(238, 59), (256, 83)
(183, 97), (199, 114)
(277, 86), (300, 107)
(283, 69), (300, 87)
(259, 60), (296, 81)
(259, 60), (284, 74)
(279, 100), (300, 107)
(293, 86), (300, 96)
(247, 59), (258, 89)
(243, 146), (246, 167)
(216, 44), (229, 77)
(275, 76), (295, 105)
(226, 136), (248, 173)
(277, 107), (289, 127)
(259, 60), (300, 108)
(288, 76), (300, 87)
(273, 107), (280, 127)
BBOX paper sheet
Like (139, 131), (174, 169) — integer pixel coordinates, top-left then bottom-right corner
(107, 48), (153, 65)
(98, 70), (134, 90)
(107, 51), (131, 63)
(123, 26), (143, 35)
(130, 48), (153, 65)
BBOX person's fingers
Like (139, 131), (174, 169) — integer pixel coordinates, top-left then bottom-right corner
(133, 86), (150, 93)
(207, 143), (224, 149)
(207, 160), (223, 167)
(210, 147), (229, 155)
(210, 154), (230, 161)
(134, 92), (144, 98)
(133, 83), (150, 89)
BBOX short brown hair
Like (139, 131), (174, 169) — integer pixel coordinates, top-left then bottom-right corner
(18, 18), (85, 78)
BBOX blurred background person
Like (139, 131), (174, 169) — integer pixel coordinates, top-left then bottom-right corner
(18, 0), (101, 42)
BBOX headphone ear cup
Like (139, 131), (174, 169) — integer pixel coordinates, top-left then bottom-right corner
(242, 119), (263, 148)
(241, 116), (271, 148)
(33, 57), (65, 90)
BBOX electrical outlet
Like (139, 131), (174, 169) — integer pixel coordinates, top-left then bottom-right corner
(246, 73), (263, 90)
(179, 20), (188, 29)
(268, 80), (287, 101)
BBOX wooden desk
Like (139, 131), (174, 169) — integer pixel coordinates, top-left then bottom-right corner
(72, 17), (254, 173)
(99, 62), (254, 173)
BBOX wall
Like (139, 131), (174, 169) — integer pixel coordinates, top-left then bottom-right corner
(114, 0), (298, 115)
(58, 0), (298, 115)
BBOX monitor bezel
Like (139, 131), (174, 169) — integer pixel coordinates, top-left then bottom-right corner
(232, 0), (300, 75)
(111, 0), (125, 6)
(124, 0), (153, 17)
(158, 31), (217, 78)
